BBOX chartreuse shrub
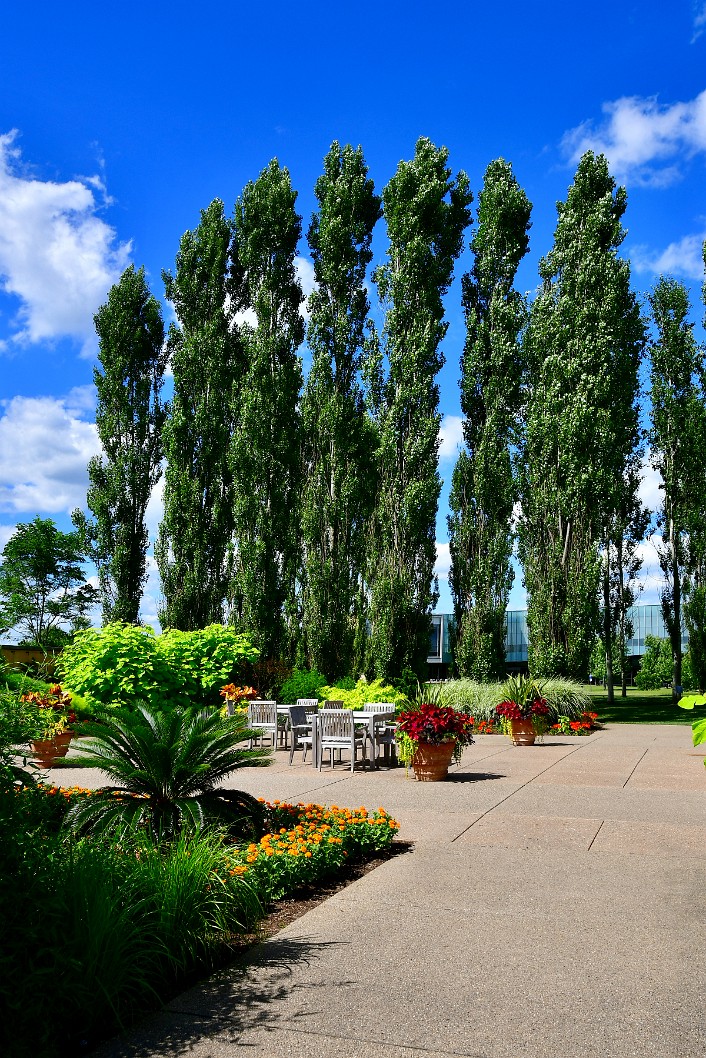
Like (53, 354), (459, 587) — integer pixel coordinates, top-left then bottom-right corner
(318, 677), (408, 709)
(57, 621), (259, 713)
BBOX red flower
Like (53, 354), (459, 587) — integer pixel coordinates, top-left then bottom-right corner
(396, 703), (474, 746)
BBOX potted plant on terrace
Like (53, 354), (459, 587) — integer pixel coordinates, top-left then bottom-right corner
(396, 699), (475, 781)
(20, 685), (81, 767)
(494, 674), (550, 746)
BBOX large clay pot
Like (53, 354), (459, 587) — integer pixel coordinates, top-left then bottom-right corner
(412, 740), (456, 781)
(30, 738), (61, 769)
(509, 718), (536, 746)
(52, 731), (75, 758)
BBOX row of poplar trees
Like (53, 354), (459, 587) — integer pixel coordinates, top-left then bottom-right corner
(77, 138), (470, 682)
(76, 140), (706, 694)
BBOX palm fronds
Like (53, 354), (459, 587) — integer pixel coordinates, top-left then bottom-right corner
(66, 705), (271, 839)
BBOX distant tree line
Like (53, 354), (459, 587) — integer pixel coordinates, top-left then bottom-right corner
(67, 138), (706, 696)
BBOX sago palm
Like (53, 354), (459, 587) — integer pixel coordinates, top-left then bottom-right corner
(66, 704), (271, 839)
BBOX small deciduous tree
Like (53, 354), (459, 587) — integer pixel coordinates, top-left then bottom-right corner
(0, 517), (98, 649)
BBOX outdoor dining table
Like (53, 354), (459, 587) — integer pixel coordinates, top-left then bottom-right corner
(277, 706), (397, 768)
(308, 710), (395, 770)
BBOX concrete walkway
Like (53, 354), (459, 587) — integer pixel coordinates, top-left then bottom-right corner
(52, 724), (706, 1057)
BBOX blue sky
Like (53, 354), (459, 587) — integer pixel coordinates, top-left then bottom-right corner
(1, 0), (705, 630)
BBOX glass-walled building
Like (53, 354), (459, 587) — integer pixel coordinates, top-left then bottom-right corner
(427, 604), (685, 676)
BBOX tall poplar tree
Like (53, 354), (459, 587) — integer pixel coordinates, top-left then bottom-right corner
(74, 266), (167, 624)
(448, 159), (531, 680)
(156, 200), (241, 630)
(229, 160), (304, 661)
(688, 240), (706, 692)
(649, 277), (706, 700)
(519, 151), (645, 678)
(300, 143), (381, 678)
(366, 138), (472, 680)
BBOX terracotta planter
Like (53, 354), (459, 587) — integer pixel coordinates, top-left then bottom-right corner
(412, 740), (455, 781)
(30, 738), (61, 769)
(509, 718), (536, 746)
(52, 730), (75, 757)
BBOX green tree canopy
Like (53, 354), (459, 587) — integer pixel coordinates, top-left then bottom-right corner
(156, 199), (242, 630)
(300, 142), (381, 678)
(366, 137), (472, 680)
(519, 151), (645, 679)
(649, 276), (706, 699)
(229, 160), (304, 661)
(74, 265), (167, 625)
(448, 158), (531, 680)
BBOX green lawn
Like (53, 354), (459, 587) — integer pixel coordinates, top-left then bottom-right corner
(582, 685), (692, 725)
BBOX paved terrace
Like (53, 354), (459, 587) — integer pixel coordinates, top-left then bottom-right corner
(52, 724), (706, 1058)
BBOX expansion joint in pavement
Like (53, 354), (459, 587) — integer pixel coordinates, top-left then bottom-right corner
(450, 740), (587, 843)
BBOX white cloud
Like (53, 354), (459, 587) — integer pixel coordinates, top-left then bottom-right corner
(434, 541), (451, 582)
(693, 3), (706, 42)
(438, 414), (464, 460)
(294, 255), (316, 321)
(631, 232), (706, 280)
(0, 393), (100, 513)
(632, 537), (663, 605)
(0, 130), (131, 355)
(638, 453), (663, 515)
(562, 90), (706, 186)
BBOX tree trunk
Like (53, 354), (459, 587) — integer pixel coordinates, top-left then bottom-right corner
(603, 551), (615, 704)
(671, 516), (682, 701)
(617, 535), (628, 697)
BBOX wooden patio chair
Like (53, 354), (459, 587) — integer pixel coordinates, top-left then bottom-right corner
(317, 709), (368, 772)
(247, 700), (278, 748)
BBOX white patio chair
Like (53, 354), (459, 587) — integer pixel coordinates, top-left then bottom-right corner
(317, 709), (368, 772)
(287, 704), (315, 765)
(247, 700), (278, 748)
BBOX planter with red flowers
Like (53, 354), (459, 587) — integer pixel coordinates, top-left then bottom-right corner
(494, 675), (550, 746)
(396, 701), (475, 781)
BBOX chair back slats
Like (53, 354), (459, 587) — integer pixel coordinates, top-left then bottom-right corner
(248, 700), (277, 726)
(296, 698), (319, 712)
(318, 709), (353, 739)
(322, 699), (344, 711)
(362, 702), (396, 714)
